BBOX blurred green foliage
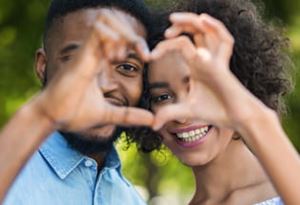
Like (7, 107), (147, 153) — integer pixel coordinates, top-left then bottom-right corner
(0, 0), (299, 203)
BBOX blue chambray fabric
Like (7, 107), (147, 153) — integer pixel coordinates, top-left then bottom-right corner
(255, 197), (284, 205)
(3, 132), (146, 205)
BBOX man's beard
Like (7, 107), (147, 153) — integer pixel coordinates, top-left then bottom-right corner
(60, 127), (123, 155)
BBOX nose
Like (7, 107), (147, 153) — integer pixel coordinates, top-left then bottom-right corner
(98, 67), (118, 94)
(174, 117), (188, 125)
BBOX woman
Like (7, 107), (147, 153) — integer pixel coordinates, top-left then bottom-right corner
(129, 0), (300, 204)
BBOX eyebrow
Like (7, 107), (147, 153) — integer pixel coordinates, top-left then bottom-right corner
(148, 82), (170, 90)
(127, 52), (143, 65)
(59, 44), (80, 55)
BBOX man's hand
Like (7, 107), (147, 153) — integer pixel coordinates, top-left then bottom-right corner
(33, 10), (153, 131)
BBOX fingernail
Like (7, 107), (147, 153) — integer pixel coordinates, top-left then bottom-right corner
(170, 13), (184, 21)
(150, 50), (159, 59)
(153, 123), (161, 131)
(143, 45), (150, 56)
(165, 28), (174, 37)
(138, 41), (150, 59)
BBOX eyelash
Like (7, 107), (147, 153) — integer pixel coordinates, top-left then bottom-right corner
(60, 55), (72, 62)
(116, 63), (140, 76)
(151, 93), (174, 105)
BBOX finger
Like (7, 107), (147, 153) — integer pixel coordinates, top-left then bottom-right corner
(94, 21), (121, 42)
(169, 12), (204, 34)
(98, 11), (150, 62)
(169, 12), (230, 45)
(165, 25), (206, 50)
(116, 43), (128, 62)
(103, 104), (155, 127)
(103, 41), (117, 61)
(133, 37), (150, 62)
(150, 36), (195, 61)
(193, 33), (205, 48)
(165, 25), (184, 38)
(199, 14), (235, 59)
(97, 10), (135, 41)
(168, 12), (218, 55)
(199, 14), (233, 42)
(170, 13), (234, 61)
(153, 104), (194, 131)
(94, 21), (123, 61)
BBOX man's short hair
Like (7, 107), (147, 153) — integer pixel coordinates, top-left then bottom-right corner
(43, 0), (152, 48)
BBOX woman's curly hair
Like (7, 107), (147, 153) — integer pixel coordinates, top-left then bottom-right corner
(123, 0), (293, 153)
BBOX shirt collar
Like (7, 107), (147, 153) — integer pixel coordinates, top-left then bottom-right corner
(104, 145), (121, 170)
(39, 132), (121, 180)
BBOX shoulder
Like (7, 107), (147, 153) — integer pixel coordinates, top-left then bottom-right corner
(3, 151), (56, 205)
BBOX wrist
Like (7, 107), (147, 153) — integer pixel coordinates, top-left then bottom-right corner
(23, 96), (57, 131)
(236, 103), (280, 145)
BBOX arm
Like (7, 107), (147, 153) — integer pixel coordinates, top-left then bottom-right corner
(238, 105), (300, 205)
(152, 12), (300, 205)
(0, 100), (55, 201)
(0, 10), (152, 203)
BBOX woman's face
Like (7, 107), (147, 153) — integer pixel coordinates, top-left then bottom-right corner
(148, 51), (235, 166)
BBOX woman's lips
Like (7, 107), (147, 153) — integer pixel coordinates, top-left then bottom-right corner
(171, 125), (213, 148)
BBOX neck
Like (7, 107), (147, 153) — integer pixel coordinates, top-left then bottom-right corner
(88, 152), (107, 171)
(191, 139), (272, 203)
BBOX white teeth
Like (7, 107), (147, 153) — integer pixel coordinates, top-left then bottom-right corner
(183, 133), (189, 138)
(175, 126), (210, 142)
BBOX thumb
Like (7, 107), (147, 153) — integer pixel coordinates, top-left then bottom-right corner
(102, 104), (155, 127)
(153, 103), (192, 131)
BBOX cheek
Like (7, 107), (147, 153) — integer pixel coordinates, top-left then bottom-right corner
(44, 63), (58, 84)
(211, 128), (235, 154)
(159, 128), (176, 149)
(218, 129), (235, 145)
(120, 77), (143, 105)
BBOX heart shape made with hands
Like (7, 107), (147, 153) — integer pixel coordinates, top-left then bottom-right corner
(148, 13), (261, 132)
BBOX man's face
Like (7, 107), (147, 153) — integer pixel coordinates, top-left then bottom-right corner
(36, 8), (146, 154)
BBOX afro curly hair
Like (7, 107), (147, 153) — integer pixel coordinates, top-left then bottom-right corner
(124, 0), (293, 153)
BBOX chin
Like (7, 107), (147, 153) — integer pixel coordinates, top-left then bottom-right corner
(60, 125), (121, 155)
(80, 125), (116, 140)
(177, 153), (212, 167)
(169, 148), (213, 167)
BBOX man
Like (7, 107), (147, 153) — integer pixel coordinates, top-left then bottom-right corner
(0, 0), (155, 204)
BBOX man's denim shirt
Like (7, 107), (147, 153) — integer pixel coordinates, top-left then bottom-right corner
(4, 132), (146, 205)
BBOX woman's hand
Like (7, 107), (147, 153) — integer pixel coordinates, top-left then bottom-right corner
(151, 13), (268, 131)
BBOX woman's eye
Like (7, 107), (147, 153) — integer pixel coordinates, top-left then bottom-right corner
(151, 94), (173, 104)
(116, 63), (139, 76)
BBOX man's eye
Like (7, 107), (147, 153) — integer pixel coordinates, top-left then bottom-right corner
(151, 94), (173, 104)
(116, 63), (139, 76)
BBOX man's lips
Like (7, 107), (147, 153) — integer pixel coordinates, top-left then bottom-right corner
(105, 97), (127, 107)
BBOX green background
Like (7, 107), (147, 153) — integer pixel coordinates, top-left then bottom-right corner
(0, 0), (299, 204)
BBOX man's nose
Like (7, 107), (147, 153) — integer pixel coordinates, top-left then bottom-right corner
(98, 68), (118, 94)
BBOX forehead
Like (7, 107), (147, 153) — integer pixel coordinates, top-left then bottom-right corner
(47, 7), (146, 51)
(149, 51), (191, 83)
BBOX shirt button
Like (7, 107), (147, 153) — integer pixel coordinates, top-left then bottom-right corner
(84, 160), (94, 168)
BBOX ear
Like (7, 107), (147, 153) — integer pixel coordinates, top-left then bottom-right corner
(35, 48), (47, 83)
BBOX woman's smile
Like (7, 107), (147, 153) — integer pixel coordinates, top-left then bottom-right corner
(169, 125), (213, 148)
